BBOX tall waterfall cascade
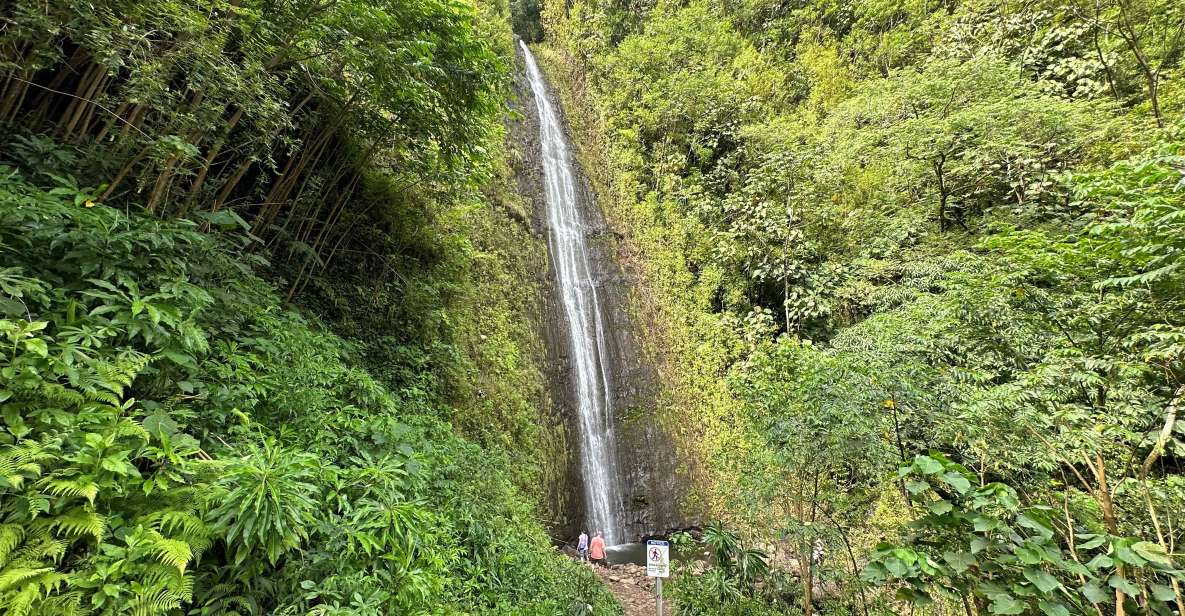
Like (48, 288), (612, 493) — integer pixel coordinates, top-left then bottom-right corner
(520, 41), (625, 545)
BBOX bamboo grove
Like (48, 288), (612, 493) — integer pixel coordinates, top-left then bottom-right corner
(0, 0), (627, 614)
(0, 0), (502, 293)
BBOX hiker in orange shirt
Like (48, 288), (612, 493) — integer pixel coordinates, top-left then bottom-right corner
(589, 531), (606, 566)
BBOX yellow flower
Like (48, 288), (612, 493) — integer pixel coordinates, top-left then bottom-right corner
(883, 399), (896, 410)
(84, 199), (95, 208)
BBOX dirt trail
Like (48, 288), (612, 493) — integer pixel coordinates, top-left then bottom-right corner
(589, 563), (671, 616)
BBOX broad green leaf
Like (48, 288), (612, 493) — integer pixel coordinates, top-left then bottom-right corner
(1077, 534), (1107, 550)
(927, 499), (953, 515)
(940, 471), (971, 494)
(23, 338), (48, 357)
(1108, 575), (1141, 597)
(896, 586), (933, 605)
(1017, 513), (1054, 539)
(943, 551), (976, 573)
(1132, 541), (1172, 566)
(913, 455), (944, 475)
(1085, 553), (1113, 570)
(989, 594), (1025, 614)
(906, 479), (930, 494)
(971, 537), (990, 553)
(1150, 583), (1177, 602)
(1015, 546), (1045, 565)
(885, 557), (909, 577)
(973, 515), (1000, 532)
(1023, 568), (1061, 593)
(1081, 582), (1109, 604)
(1038, 600), (1070, 616)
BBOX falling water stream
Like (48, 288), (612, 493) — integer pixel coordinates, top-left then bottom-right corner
(520, 41), (625, 545)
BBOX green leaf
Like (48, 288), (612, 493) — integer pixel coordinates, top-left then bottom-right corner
(1015, 546), (1045, 565)
(1108, 575), (1140, 597)
(942, 551), (976, 574)
(884, 557), (909, 577)
(973, 515), (1000, 532)
(906, 479), (930, 494)
(971, 537), (990, 553)
(1150, 583), (1177, 602)
(989, 594), (1025, 614)
(1081, 582), (1110, 604)
(1114, 543), (1148, 566)
(1077, 534), (1107, 550)
(940, 471), (971, 494)
(1038, 600), (1070, 616)
(1023, 568), (1061, 593)
(23, 338), (48, 357)
(1132, 541), (1172, 566)
(1085, 553), (1113, 570)
(927, 499), (953, 515)
(142, 413), (179, 438)
(896, 586), (933, 605)
(913, 455), (944, 475)
(1017, 513), (1054, 539)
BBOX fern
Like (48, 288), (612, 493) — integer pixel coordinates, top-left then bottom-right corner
(49, 508), (105, 541)
(146, 530), (193, 573)
(40, 478), (99, 505)
(34, 382), (85, 407)
(0, 524), (25, 567)
(0, 567), (53, 592)
(128, 587), (185, 616)
(30, 591), (83, 616)
(0, 440), (52, 488)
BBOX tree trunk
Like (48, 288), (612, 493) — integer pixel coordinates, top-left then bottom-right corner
(58, 62), (105, 139)
(185, 106), (245, 211)
(933, 156), (949, 231)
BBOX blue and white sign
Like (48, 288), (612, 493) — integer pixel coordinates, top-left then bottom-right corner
(646, 540), (670, 578)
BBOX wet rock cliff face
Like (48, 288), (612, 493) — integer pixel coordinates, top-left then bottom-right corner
(506, 44), (693, 542)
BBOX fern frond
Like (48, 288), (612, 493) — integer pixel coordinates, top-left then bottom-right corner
(0, 567), (53, 592)
(115, 417), (150, 442)
(0, 524), (25, 567)
(4, 524), (66, 565)
(50, 508), (105, 541)
(32, 590), (83, 616)
(0, 440), (53, 486)
(40, 478), (100, 505)
(146, 530), (193, 573)
(155, 510), (204, 536)
(35, 382), (85, 407)
(3, 582), (38, 616)
(128, 587), (183, 616)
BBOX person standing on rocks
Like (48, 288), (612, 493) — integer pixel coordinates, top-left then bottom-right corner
(589, 531), (606, 566)
(577, 531), (590, 562)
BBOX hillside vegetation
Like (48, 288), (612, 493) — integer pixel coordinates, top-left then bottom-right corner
(531, 0), (1185, 614)
(0, 0), (617, 614)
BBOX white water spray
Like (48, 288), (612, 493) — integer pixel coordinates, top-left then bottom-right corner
(520, 41), (624, 545)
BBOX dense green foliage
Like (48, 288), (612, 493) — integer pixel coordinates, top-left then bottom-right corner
(0, 164), (616, 615)
(535, 0), (1185, 613)
(0, 0), (501, 295)
(0, 0), (623, 614)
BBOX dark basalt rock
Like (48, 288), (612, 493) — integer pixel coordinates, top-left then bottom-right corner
(507, 40), (696, 543)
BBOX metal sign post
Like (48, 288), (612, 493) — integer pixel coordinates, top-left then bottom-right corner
(646, 540), (669, 616)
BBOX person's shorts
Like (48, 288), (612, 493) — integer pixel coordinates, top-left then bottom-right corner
(579, 548), (589, 559)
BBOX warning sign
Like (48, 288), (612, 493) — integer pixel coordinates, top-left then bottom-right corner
(646, 540), (670, 578)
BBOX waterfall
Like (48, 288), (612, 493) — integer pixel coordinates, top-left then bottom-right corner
(520, 41), (624, 545)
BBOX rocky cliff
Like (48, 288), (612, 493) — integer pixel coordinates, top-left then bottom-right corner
(507, 42), (695, 542)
